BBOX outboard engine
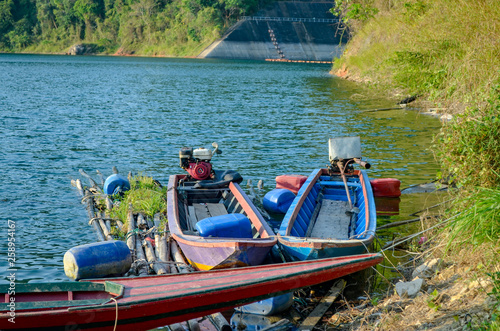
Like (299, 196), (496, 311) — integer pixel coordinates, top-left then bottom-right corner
(179, 146), (214, 180)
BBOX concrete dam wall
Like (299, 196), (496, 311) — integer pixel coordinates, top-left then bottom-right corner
(198, 2), (346, 62)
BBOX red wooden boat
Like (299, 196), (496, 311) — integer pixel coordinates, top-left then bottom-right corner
(0, 253), (382, 330)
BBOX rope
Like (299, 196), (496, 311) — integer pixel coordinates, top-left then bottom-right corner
(88, 217), (119, 225)
(409, 198), (455, 216)
(125, 229), (140, 240)
(338, 160), (354, 210)
(111, 297), (118, 331)
(81, 191), (108, 202)
(125, 228), (154, 240)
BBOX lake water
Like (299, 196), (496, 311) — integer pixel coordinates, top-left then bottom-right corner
(0, 54), (442, 284)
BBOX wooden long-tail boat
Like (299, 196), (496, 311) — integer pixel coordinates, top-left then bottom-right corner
(278, 137), (377, 261)
(167, 172), (277, 270)
(0, 253), (383, 330)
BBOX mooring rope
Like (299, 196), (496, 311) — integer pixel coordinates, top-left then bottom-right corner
(88, 217), (119, 225)
(111, 297), (118, 331)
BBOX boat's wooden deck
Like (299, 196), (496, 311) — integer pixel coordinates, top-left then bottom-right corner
(310, 199), (351, 240)
(186, 203), (228, 232)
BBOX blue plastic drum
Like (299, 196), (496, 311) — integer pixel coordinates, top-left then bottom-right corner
(263, 188), (296, 214)
(196, 213), (253, 238)
(103, 174), (130, 195)
(235, 292), (294, 315)
(64, 241), (132, 280)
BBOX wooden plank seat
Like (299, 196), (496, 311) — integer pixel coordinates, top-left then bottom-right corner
(188, 203), (229, 232)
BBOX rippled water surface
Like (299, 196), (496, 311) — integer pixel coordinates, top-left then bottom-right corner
(0, 54), (442, 284)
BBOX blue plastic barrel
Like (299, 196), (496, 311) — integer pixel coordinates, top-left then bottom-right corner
(63, 241), (132, 280)
(230, 312), (294, 330)
(230, 313), (274, 331)
(235, 292), (294, 315)
(103, 174), (130, 195)
(196, 213), (253, 238)
(263, 188), (296, 214)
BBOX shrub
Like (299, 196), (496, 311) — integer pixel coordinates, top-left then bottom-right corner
(436, 81), (500, 188)
(446, 187), (500, 250)
(109, 175), (167, 230)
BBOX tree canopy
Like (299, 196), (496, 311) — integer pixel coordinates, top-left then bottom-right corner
(0, 0), (268, 55)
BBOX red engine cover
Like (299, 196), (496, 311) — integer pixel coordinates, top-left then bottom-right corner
(370, 178), (401, 197)
(187, 162), (212, 180)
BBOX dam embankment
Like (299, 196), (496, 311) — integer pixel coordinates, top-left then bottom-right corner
(198, 1), (346, 61)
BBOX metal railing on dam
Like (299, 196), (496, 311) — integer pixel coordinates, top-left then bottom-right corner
(241, 16), (339, 23)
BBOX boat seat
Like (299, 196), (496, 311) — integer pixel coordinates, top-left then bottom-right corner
(189, 203), (229, 229)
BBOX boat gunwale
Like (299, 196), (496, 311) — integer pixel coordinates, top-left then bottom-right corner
(1, 254), (381, 314)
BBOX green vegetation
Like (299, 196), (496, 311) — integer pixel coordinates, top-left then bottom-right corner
(437, 82), (500, 189)
(109, 174), (167, 232)
(0, 0), (266, 55)
(446, 187), (500, 250)
(332, 0), (500, 111)
(333, 0), (500, 327)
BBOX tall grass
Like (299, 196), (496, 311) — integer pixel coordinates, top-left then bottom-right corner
(446, 187), (500, 251)
(333, 0), (500, 110)
(435, 81), (500, 188)
(109, 175), (168, 231)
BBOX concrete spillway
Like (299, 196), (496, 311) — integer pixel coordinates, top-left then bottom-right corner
(198, 1), (346, 61)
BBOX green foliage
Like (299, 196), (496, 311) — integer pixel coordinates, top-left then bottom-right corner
(403, 0), (427, 20)
(109, 175), (167, 229)
(0, 0), (14, 37)
(0, 0), (259, 55)
(333, 0), (500, 109)
(426, 289), (441, 311)
(475, 272), (500, 330)
(437, 82), (500, 188)
(330, 0), (379, 24)
(370, 296), (380, 306)
(488, 272), (500, 309)
(445, 187), (500, 251)
(390, 50), (446, 94)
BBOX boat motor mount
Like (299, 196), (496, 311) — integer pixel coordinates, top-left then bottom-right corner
(327, 136), (371, 174)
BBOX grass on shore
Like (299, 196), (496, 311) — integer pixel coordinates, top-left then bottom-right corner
(333, 0), (500, 112)
(332, 0), (500, 328)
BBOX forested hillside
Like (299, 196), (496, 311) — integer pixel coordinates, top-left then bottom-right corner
(0, 0), (268, 55)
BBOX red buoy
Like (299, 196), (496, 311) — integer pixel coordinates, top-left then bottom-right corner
(275, 175), (308, 195)
(370, 178), (401, 197)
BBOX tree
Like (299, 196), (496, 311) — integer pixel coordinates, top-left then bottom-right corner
(0, 0), (15, 38)
(73, 0), (101, 38)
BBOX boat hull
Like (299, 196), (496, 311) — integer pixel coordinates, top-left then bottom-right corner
(0, 254), (383, 330)
(278, 168), (377, 262)
(167, 174), (277, 270)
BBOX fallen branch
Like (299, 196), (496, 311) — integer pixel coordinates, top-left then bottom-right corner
(376, 216), (438, 231)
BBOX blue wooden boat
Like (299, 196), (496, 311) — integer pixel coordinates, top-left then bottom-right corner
(277, 137), (377, 261)
(277, 168), (377, 261)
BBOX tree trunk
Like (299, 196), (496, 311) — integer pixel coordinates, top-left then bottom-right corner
(126, 204), (136, 252)
(143, 239), (167, 275)
(135, 237), (149, 276)
(170, 239), (188, 273)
